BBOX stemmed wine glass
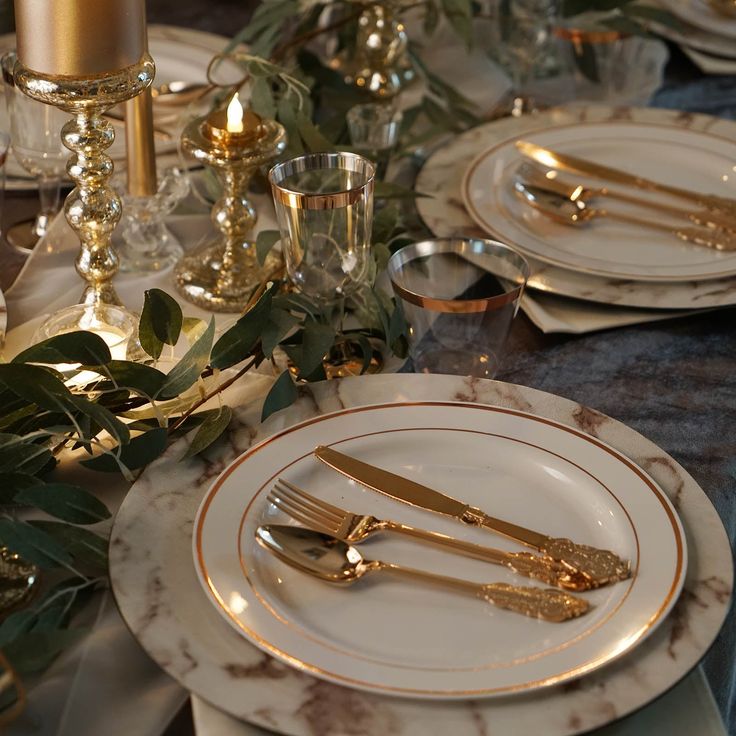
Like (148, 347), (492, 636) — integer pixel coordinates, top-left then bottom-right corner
(488, 0), (560, 116)
(1, 51), (67, 250)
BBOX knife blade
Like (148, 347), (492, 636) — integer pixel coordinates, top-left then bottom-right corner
(314, 445), (631, 587)
(515, 140), (736, 218)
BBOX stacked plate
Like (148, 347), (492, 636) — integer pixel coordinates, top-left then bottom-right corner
(654, 0), (736, 68)
(416, 105), (736, 312)
(109, 374), (732, 736)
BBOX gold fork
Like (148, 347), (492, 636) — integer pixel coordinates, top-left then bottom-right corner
(267, 478), (592, 591)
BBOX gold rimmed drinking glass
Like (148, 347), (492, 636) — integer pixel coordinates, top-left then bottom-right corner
(269, 152), (380, 377)
(388, 238), (529, 378)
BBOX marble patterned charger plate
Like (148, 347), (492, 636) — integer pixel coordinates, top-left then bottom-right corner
(416, 105), (736, 309)
(193, 402), (686, 698)
(109, 374), (732, 735)
(462, 120), (736, 282)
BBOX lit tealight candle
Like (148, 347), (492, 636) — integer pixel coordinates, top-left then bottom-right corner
(203, 93), (265, 145)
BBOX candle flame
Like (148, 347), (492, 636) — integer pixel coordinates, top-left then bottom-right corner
(227, 93), (244, 133)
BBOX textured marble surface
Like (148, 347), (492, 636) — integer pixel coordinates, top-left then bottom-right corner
(415, 105), (736, 310)
(109, 374), (732, 736)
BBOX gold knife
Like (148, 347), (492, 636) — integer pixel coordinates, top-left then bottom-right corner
(516, 140), (736, 218)
(314, 445), (631, 588)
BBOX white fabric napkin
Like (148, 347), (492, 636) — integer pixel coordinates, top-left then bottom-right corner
(521, 292), (700, 334)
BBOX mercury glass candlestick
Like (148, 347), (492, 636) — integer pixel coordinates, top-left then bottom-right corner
(12, 0), (153, 347)
(175, 94), (287, 312)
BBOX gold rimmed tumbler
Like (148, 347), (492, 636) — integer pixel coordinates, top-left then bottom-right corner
(269, 152), (380, 377)
(388, 238), (529, 378)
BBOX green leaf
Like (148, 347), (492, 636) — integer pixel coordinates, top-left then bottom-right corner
(0, 472), (40, 505)
(0, 519), (73, 568)
(210, 286), (275, 370)
(261, 308), (299, 358)
(30, 521), (107, 569)
(296, 110), (335, 152)
(16, 483), (111, 524)
(4, 628), (87, 675)
(0, 443), (53, 476)
(69, 395), (130, 447)
(388, 299), (409, 358)
(0, 610), (35, 649)
(184, 405), (233, 458)
(79, 427), (168, 473)
(251, 76), (277, 119)
(256, 230), (281, 266)
(374, 181), (430, 199)
(278, 95), (305, 157)
(139, 289), (184, 359)
(261, 370), (299, 422)
(182, 317), (208, 346)
(102, 361), (167, 397)
(441, 0), (473, 47)
(12, 332), (112, 367)
(159, 318), (215, 399)
(0, 364), (74, 413)
(283, 321), (335, 377)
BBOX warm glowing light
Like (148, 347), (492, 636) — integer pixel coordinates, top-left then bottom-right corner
(227, 93), (244, 134)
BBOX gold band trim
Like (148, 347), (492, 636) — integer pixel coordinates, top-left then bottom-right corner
(269, 152), (375, 210)
(554, 27), (626, 44)
(391, 279), (524, 312)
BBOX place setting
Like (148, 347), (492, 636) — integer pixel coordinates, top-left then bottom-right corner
(416, 105), (736, 332)
(0, 1), (733, 735)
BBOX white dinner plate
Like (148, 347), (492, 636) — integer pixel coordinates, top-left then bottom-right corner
(463, 121), (736, 281)
(0, 25), (241, 190)
(462, 120), (736, 282)
(416, 106), (736, 309)
(660, 0), (736, 40)
(193, 401), (686, 699)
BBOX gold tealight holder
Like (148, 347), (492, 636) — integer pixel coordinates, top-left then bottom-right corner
(175, 94), (287, 312)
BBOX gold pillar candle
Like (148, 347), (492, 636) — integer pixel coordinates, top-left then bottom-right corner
(125, 87), (157, 197)
(14, 0), (146, 76)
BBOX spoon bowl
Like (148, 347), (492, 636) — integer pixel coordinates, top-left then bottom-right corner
(255, 525), (371, 585)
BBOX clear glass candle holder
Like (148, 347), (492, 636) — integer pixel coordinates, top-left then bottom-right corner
(388, 238), (529, 378)
(269, 152), (375, 301)
(347, 103), (402, 179)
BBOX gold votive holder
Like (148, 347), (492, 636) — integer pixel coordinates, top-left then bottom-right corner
(175, 97), (287, 312)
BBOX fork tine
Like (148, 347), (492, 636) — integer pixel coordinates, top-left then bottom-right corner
(273, 485), (344, 528)
(267, 489), (341, 534)
(275, 479), (344, 524)
(277, 478), (346, 521)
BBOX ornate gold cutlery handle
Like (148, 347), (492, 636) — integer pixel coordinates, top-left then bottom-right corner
(376, 562), (590, 622)
(462, 507), (631, 588)
(388, 522), (591, 591)
(482, 583), (590, 623)
(539, 538), (631, 587)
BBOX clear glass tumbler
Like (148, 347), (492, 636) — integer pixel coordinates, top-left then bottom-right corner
(269, 152), (375, 301)
(388, 238), (529, 377)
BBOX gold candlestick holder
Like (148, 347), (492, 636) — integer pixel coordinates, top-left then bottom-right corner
(14, 55), (155, 343)
(175, 96), (287, 312)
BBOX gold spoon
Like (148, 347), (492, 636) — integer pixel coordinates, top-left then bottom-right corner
(255, 525), (590, 623)
(514, 180), (736, 251)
